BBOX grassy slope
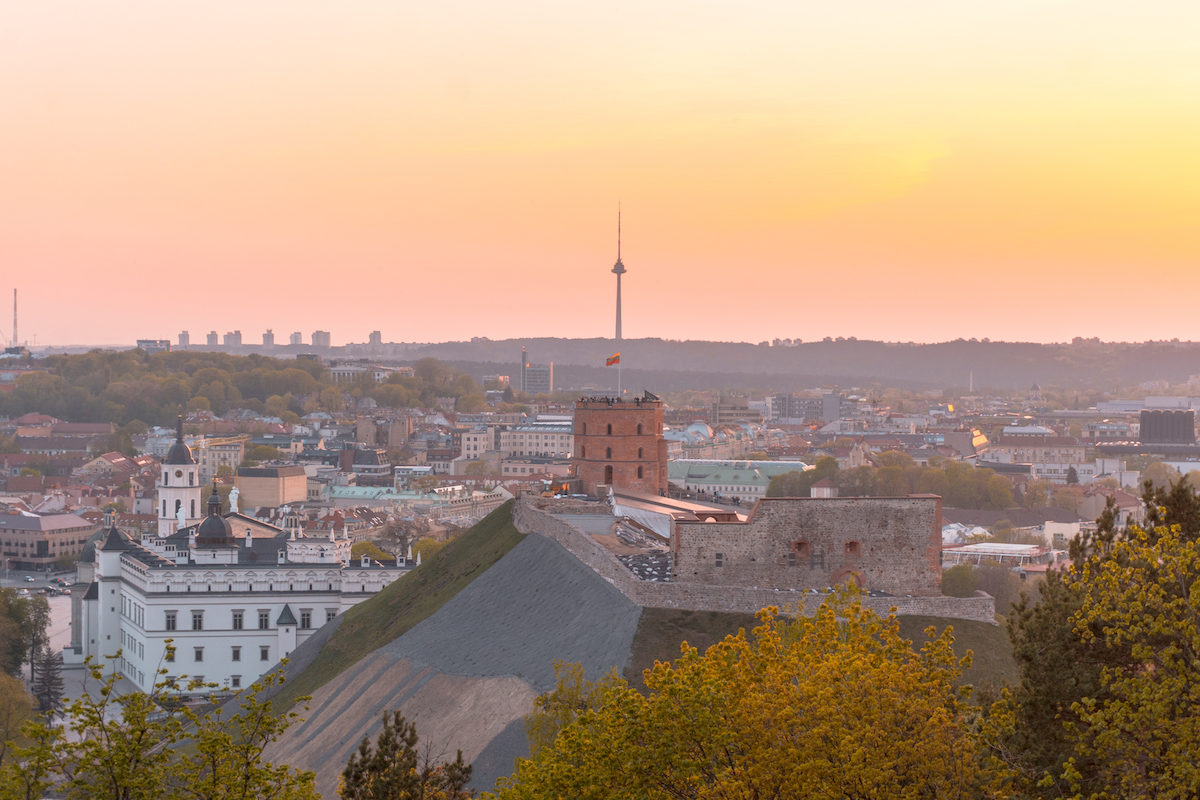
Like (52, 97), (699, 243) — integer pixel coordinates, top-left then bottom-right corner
(272, 501), (525, 711)
(627, 606), (1016, 690)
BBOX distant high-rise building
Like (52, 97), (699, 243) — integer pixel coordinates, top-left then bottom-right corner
(178, 330), (190, 348)
(289, 332), (303, 346)
(136, 339), (171, 355)
(206, 331), (218, 347)
(223, 330), (242, 347)
(519, 347), (554, 395)
(611, 209), (626, 341)
(312, 330), (331, 349)
(368, 330), (382, 346)
(262, 329), (274, 347)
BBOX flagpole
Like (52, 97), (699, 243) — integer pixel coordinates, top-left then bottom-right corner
(618, 361), (622, 398)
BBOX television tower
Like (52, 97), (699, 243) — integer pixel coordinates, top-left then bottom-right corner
(611, 209), (626, 341)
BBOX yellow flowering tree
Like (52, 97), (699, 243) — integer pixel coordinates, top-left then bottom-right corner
(493, 593), (994, 800)
(1068, 526), (1200, 799)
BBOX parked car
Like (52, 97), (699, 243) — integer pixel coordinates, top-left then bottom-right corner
(24, 576), (35, 582)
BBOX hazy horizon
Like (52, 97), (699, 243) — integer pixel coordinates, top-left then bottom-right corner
(4, 2), (1198, 347)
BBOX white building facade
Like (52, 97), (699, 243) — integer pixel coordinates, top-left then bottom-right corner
(71, 424), (408, 694)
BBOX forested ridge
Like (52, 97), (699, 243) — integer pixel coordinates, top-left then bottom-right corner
(0, 350), (490, 427)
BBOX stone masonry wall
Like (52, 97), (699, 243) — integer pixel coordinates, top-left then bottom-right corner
(513, 498), (995, 624)
(673, 496), (943, 597)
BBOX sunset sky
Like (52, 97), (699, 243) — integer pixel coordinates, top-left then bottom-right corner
(2, 2), (1198, 347)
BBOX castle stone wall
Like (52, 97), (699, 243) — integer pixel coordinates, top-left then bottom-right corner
(673, 496), (943, 597)
(513, 498), (994, 624)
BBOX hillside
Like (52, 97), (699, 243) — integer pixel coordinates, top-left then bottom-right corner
(269, 501), (527, 713)
(267, 505), (1017, 797)
(264, 517), (642, 797)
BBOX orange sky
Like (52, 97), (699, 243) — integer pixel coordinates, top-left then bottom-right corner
(2, 2), (1198, 347)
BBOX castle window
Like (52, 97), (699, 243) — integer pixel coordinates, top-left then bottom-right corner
(232, 646), (241, 662)
(260, 646), (270, 661)
(194, 647), (204, 662)
(300, 610), (312, 629)
(604, 465), (613, 484)
(581, 445), (586, 458)
(637, 466), (644, 479)
(845, 541), (861, 557)
(637, 423), (643, 435)
(258, 610), (270, 630)
(191, 611), (203, 630)
(607, 424), (612, 435)
(787, 552), (797, 567)
(792, 541), (809, 558)
(637, 447), (643, 458)
(581, 423), (586, 434)
(606, 447), (612, 459)
(231, 675), (241, 688)
(715, 552), (724, 567)
(232, 610), (244, 630)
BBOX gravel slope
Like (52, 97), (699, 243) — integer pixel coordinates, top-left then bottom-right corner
(267, 532), (643, 797)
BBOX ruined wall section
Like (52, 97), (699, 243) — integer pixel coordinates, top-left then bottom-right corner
(513, 497), (993, 624)
(672, 496), (943, 597)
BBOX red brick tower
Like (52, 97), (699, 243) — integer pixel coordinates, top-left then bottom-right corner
(573, 394), (668, 496)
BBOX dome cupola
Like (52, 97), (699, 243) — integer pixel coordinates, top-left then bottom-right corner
(164, 415), (196, 466)
(194, 481), (234, 547)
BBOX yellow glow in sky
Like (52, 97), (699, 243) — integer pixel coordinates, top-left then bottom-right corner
(1, 1), (1198, 345)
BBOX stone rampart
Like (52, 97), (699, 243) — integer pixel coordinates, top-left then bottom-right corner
(513, 498), (996, 624)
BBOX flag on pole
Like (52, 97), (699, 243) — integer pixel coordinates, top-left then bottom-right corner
(606, 352), (620, 366)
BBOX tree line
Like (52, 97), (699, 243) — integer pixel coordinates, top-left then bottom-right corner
(767, 451), (1017, 509)
(0, 351), (495, 428)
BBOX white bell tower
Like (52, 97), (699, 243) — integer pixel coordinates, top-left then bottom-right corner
(158, 416), (204, 536)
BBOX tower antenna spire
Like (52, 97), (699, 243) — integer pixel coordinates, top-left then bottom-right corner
(614, 200), (624, 260)
(611, 204), (626, 341)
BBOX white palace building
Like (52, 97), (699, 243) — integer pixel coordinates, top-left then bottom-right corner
(69, 419), (408, 693)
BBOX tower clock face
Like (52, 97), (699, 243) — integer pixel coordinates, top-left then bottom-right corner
(175, 470), (183, 478)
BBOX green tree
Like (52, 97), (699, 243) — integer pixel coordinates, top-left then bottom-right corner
(0, 674), (32, 769)
(1141, 460), (1179, 491)
(351, 541), (392, 562)
(1021, 479), (1052, 510)
(463, 461), (494, 477)
(0, 652), (317, 800)
(29, 647), (63, 714)
(494, 593), (992, 800)
(339, 711), (473, 800)
(242, 444), (283, 466)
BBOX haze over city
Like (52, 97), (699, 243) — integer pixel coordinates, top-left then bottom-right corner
(3, 1), (1199, 347)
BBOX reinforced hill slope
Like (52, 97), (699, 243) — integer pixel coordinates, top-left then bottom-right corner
(265, 520), (642, 797)
(267, 502), (1015, 797)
